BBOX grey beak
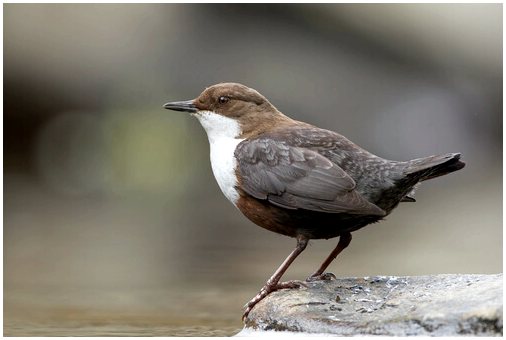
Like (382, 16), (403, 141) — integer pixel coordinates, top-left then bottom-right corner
(163, 100), (198, 113)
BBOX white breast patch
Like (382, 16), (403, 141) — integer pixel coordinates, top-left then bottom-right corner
(195, 111), (244, 206)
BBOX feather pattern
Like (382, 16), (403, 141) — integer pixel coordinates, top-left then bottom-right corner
(235, 138), (386, 216)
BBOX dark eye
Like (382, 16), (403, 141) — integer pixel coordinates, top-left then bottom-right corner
(218, 96), (230, 104)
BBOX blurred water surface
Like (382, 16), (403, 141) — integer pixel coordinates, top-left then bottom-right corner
(4, 4), (502, 336)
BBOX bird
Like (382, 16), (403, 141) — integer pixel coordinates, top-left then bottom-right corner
(163, 82), (465, 320)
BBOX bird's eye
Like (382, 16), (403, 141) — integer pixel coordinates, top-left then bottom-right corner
(218, 96), (230, 104)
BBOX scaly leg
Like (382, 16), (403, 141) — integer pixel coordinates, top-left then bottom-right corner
(307, 232), (352, 281)
(242, 235), (309, 320)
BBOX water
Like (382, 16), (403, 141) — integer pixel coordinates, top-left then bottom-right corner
(5, 322), (242, 337)
(4, 284), (248, 336)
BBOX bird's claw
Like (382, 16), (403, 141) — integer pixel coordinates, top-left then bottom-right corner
(306, 272), (337, 282)
(242, 280), (306, 321)
(276, 279), (307, 290)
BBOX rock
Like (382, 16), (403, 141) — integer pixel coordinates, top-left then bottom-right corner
(241, 274), (502, 336)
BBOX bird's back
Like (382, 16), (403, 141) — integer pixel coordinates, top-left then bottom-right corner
(255, 123), (464, 215)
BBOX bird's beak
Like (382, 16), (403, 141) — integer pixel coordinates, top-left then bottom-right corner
(163, 100), (198, 113)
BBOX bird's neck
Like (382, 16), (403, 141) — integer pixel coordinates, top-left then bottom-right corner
(238, 111), (295, 139)
(196, 111), (242, 144)
(196, 109), (295, 142)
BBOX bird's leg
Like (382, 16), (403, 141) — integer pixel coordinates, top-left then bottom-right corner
(307, 232), (352, 281)
(242, 235), (309, 320)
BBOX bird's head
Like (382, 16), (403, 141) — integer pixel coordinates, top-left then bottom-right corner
(164, 83), (291, 139)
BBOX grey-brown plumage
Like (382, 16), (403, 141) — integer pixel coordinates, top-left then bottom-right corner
(163, 82), (465, 321)
(234, 124), (463, 240)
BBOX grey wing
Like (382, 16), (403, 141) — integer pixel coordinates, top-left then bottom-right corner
(235, 138), (385, 216)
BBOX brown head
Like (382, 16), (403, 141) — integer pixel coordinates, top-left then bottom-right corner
(163, 83), (292, 138)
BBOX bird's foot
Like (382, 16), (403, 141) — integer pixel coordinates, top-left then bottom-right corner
(242, 280), (306, 321)
(306, 272), (336, 282)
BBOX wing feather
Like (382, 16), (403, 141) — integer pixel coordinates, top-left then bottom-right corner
(236, 138), (385, 216)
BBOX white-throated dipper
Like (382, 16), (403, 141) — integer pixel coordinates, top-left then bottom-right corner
(163, 82), (465, 320)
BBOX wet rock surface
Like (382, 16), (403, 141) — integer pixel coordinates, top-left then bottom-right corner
(242, 274), (503, 336)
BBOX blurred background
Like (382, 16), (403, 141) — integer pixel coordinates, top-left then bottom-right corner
(4, 3), (502, 336)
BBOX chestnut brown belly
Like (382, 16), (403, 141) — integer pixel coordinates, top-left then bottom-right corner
(236, 194), (383, 240)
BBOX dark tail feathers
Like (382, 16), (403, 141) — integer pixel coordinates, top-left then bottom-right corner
(405, 153), (465, 181)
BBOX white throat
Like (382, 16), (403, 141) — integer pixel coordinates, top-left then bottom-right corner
(195, 111), (243, 206)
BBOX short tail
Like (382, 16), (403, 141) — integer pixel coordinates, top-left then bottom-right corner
(404, 153), (465, 181)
